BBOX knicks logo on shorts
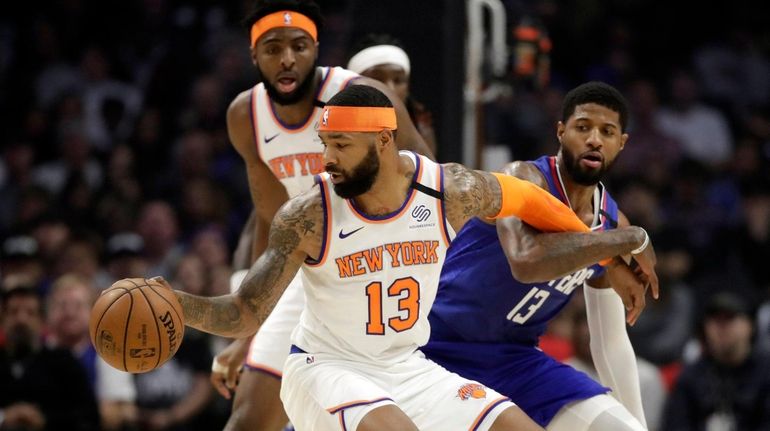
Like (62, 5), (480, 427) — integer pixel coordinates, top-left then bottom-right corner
(457, 383), (487, 400)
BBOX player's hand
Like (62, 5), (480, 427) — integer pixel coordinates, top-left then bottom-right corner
(210, 337), (251, 399)
(630, 231), (659, 300)
(605, 258), (647, 325)
(149, 276), (173, 290)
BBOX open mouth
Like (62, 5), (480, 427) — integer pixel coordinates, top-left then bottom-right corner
(580, 152), (603, 169)
(276, 77), (297, 93)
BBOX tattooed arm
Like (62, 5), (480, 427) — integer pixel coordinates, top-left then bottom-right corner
(495, 161), (647, 283)
(166, 189), (324, 339)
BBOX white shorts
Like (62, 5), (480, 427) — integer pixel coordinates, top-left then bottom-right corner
(244, 273), (305, 377)
(280, 349), (514, 431)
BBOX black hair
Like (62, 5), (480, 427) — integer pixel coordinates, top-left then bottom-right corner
(1, 286), (43, 314)
(562, 81), (629, 131)
(242, 0), (324, 33)
(348, 33), (405, 62)
(326, 85), (393, 109)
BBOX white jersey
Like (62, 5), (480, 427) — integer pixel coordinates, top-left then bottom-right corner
(251, 66), (360, 197)
(293, 152), (456, 366)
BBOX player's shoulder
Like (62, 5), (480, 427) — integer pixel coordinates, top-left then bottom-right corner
(277, 182), (325, 220)
(503, 160), (547, 187)
(273, 183), (326, 241)
(228, 89), (252, 117)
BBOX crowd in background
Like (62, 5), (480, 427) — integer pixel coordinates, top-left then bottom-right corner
(1, 1), (769, 430)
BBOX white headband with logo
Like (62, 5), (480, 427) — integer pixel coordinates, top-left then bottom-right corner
(347, 44), (411, 75)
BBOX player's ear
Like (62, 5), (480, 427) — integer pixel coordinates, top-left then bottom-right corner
(620, 133), (629, 151)
(378, 129), (393, 147)
(556, 121), (565, 143)
(250, 46), (259, 67)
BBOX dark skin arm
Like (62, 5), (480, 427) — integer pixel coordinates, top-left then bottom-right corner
(441, 161), (656, 324)
(157, 189), (324, 339)
(228, 91), (290, 260)
(495, 161), (656, 324)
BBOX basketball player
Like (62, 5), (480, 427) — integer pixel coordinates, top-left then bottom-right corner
(422, 82), (656, 430)
(346, 34), (437, 153)
(156, 84), (653, 430)
(210, 1), (433, 430)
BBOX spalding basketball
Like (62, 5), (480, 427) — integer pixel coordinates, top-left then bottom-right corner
(90, 278), (185, 373)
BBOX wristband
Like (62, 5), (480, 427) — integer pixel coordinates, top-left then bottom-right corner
(630, 228), (649, 255)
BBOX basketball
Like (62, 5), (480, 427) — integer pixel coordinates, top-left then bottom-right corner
(89, 278), (185, 373)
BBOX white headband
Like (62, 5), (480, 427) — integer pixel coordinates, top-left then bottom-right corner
(347, 44), (411, 75)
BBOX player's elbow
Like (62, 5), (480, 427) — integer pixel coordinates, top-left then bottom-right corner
(506, 249), (551, 283)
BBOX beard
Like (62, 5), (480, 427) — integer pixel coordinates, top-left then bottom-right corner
(561, 147), (612, 186)
(258, 63), (317, 106)
(328, 144), (380, 199)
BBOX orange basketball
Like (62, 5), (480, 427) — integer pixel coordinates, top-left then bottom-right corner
(89, 278), (185, 373)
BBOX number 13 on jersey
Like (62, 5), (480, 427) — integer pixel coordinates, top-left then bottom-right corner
(365, 277), (420, 335)
(507, 287), (550, 324)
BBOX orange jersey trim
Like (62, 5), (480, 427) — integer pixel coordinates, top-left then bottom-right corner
(242, 363), (282, 379)
(326, 397), (393, 414)
(305, 176), (332, 267)
(469, 396), (510, 431)
(436, 164), (452, 248)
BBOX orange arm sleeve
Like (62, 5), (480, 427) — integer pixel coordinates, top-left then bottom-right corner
(488, 172), (589, 232)
(489, 173), (613, 266)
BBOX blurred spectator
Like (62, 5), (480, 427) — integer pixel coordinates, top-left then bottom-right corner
(53, 237), (110, 290)
(190, 227), (230, 272)
(105, 232), (149, 284)
(80, 47), (142, 153)
(1, 236), (44, 292)
(136, 201), (183, 280)
(346, 33), (437, 154)
(655, 70), (733, 169)
(46, 274), (138, 430)
(0, 287), (100, 431)
(0, 143), (36, 229)
(611, 79), (683, 186)
(628, 228), (696, 366)
(567, 305), (666, 431)
(663, 291), (770, 430)
(32, 121), (103, 198)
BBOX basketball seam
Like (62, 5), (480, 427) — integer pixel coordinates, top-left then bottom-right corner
(122, 290), (134, 372)
(92, 287), (131, 352)
(145, 281), (185, 351)
(135, 283), (164, 370)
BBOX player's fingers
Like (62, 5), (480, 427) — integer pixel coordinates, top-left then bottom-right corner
(649, 273), (660, 299)
(226, 365), (240, 390)
(210, 373), (231, 399)
(149, 276), (172, 289)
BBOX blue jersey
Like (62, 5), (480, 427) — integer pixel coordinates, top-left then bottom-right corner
(427, 156), (618, 346)
(423, 156), (619, 426)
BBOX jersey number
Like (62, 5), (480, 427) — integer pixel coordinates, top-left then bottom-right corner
(365, 277), (420, 335)
(506, 287), (550, 324)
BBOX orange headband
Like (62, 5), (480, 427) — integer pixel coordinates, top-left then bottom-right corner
(250, 11), (318, 47)
(319, 106), (397, 132)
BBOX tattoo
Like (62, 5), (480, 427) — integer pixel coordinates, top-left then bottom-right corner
(443, 163), (500, 229)
(177, 191), (324, 338)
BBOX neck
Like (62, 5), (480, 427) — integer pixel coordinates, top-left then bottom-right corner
(271, 68), (321, 126)
(351, 152), (412, 216)
(555, 154), (598, 225)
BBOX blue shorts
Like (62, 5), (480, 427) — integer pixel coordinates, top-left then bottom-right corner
(421, 340), (609, 427)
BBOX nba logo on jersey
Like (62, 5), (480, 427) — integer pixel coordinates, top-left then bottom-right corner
(283, 12), (292, 25)
(322, 108), (329, 127)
